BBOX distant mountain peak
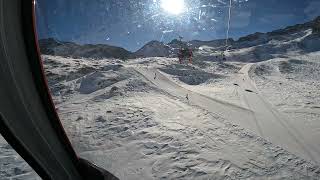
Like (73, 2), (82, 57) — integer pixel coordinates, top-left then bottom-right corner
(134, 40), (171, 57)
(38, 39), (133, 60)
(38, 16), (320, 60)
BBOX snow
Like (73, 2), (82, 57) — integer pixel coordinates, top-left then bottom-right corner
(22, 53), (320, 179)
(0, 136), (41, 180)
(2, 50), (320, 179)
(251, 52), (320, 163)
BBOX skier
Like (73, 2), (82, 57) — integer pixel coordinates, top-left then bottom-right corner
(154, 72), (157, 80)
(186, 93), (189, 102)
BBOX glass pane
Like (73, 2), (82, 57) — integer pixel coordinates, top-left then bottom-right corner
(0, 135), (40, 180)
(35, 0), (320, 179)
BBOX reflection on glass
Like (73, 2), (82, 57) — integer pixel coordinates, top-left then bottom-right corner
(35, 0), (320, 179)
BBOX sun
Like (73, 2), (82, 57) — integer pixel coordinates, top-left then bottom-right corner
(161, 0), (186, 15)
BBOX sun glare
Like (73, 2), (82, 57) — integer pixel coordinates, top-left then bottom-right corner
(161, 0), (186, 15)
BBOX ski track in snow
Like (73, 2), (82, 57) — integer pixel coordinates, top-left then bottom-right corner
(250, 52), (320, 163)
(135, 61), (320, 164)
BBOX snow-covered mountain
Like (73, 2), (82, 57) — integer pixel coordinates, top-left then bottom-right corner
(39, 38), (134, 60)
(134, 40), (171, 57)
(136, 16), (320, 59)
(194, 16), (320, 62)
(39, 16), (320, 60)
(232, 16), (320, 50)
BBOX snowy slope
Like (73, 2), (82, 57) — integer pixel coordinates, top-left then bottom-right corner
(42, 55), (320, 179)
(2, 51), (320, 179)
(251, 52), (320, 162)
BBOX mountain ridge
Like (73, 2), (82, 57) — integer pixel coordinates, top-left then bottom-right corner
(39, 16), (320, 59)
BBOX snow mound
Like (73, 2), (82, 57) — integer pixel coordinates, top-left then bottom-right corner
(299, 34), (320, 52)
(254, 64), (275, 76)
(160, 64), (222, 85)
(100, 64), (123, 71)
(125, 79), (150, 92)
(78, 72), (125, 94)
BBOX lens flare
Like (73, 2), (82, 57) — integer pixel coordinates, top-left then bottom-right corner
(161, 0), (186, 15)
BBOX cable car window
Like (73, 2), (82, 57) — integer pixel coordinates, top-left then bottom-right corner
(33, 0), (320, 179)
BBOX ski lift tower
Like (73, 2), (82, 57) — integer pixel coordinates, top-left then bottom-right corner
(178, 35), (183, 42)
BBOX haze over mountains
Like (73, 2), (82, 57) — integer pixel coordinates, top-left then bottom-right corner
(39, 16), (320, 60)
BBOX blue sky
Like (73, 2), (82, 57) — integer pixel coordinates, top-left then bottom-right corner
(36, 0), (320, 51)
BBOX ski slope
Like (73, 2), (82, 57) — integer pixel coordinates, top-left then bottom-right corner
(134, 64), (320, 164)
(43, 55), (320, 179)
(236, 64), (320, 163)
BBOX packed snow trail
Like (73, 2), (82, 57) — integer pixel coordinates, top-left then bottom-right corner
(135, 65), (320, 164)
(236, 64), (320, 164)
(134, 67), (258, 130)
